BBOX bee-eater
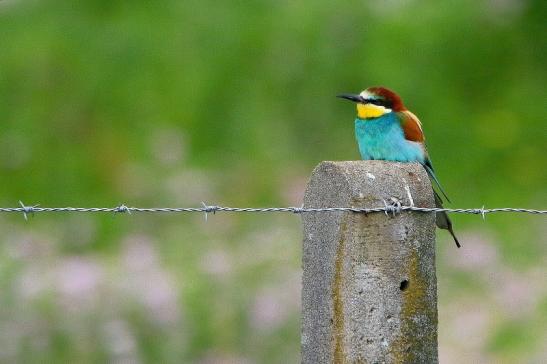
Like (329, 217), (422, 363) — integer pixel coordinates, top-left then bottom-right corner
(338, 86), (460, 248)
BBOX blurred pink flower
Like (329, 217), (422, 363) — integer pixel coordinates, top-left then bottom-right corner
(122, 235), (159, 271)
(165, 169), (217, 205)
(280, 174), (307, 206)
(493, 268), (546, 318)
(439, 301), (496, 364)
(444, 231), (499, 272)
(5, 231), (55, 262)
(55, 257), (103, 313)
(150, 128), (187, 166)
(120, 235), (182, 326)
(17, 266), (52, 301)
(102, 320), (140, 364)
(200, 249), (233, 279)
(249, 271), (300, 332)
(198, 351), (254, 364)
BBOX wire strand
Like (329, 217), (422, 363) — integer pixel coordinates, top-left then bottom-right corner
(1, 202), (545, 219)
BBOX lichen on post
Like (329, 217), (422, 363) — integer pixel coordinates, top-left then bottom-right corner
(301, 161), (438, 364)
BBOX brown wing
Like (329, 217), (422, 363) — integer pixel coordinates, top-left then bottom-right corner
(397, 110), (425, 142)
(398, 110), (452, 202)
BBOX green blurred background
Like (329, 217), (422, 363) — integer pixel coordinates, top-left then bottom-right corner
(0, 0), (545, 363)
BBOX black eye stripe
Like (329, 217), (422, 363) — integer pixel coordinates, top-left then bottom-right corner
(363, 98), (392, 108)
(364, 99), (382, 106)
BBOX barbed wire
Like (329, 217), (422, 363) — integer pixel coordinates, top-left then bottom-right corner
(0, 201), (545, 220)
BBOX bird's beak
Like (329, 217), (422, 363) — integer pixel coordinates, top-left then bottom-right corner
(337, 93), (363, 103)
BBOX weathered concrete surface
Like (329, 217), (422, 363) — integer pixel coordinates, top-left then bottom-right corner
(301, 161), (438, 364)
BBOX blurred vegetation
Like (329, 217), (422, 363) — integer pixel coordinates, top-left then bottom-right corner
(0, 0), (545, 363)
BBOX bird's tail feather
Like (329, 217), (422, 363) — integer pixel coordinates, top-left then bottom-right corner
(433, 190), (461, 248)
(424, 163), (451, 203)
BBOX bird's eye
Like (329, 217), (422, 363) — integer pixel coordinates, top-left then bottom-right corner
(367, 99), (381, 105)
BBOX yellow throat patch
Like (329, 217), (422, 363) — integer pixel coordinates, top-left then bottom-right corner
(357, 103), (391, 119)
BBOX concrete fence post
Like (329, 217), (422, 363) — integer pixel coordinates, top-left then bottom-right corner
(301, 161), (438, 364)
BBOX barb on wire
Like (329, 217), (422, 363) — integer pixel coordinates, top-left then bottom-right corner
(0, 203), (545, 220)
(115, 204), (131, 214)
(383, 198), (402, 217)
(201, 202), (219, 221)
(18, 201), (39, 220)
(292, 204), (305, 214)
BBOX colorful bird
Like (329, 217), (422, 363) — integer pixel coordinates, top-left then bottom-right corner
(338, 86), (460, 247)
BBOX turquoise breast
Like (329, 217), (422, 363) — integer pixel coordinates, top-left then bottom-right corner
(354, 113), (425, 163)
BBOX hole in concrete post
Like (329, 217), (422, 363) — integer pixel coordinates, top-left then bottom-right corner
(399, 279), (409, 291)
